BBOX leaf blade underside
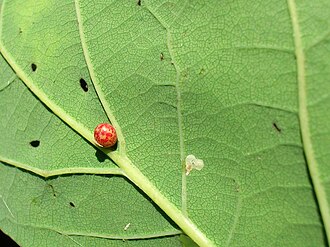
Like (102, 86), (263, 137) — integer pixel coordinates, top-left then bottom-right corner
(1, 0), (330, 246)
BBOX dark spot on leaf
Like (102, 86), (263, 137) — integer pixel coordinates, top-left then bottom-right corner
(47, 184), (56, 197)
(69, 202), (75, 207)
(79, 78), (88, 92)
(137, 0), (141, 6)
(199, 68), (206, 75)
(272, 122), (282, 133)
(31, 63), (37, 72)
(19, 28), (22, 34)
(30, 140), (40, 147)
(160, 52), (164, 61)
(232, 179), (240, 192)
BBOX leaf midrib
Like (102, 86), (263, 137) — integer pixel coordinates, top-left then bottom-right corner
(288, 0), (330, 242)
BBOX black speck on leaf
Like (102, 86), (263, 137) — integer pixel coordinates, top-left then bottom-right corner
(79, 78), (88, 92)
(272, 122), (282, 133)
(30, 140), (40, 147)
(31, 63), (37, 72)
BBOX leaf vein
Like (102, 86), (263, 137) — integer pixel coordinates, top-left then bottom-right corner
(288, 0), (330, 241)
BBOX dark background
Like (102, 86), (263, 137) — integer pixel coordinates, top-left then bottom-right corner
(0, 230), (19, 247)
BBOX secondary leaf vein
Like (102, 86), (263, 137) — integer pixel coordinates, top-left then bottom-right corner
(145, 2), (187, 216)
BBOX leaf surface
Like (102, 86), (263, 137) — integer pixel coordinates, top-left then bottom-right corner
(0, 0), (330, 246)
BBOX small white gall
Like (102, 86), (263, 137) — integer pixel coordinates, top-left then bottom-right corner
(185, 154), (204, 175)
(124, 223), (131, 231)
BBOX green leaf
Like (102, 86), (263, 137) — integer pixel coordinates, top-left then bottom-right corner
(1, 0), (330, 246)
(0, 39), (181, 246)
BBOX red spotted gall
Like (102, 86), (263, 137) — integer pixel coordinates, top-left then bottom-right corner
(94, 123), (117, 148)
